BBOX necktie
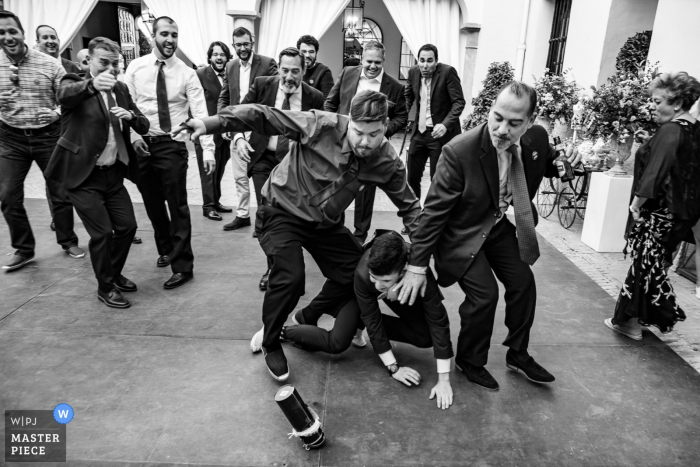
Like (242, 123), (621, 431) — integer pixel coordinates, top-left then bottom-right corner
(106, 91), (129, 165)
(274, 92), (292, 161)
(418, 78), (429, 133)
(156, 60), (171, 133)
(309, 154), (359, 207)
(507, 145), (540, 265)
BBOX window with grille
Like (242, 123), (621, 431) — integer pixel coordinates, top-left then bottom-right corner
(545, 0), (573, 75)
(399, 38), (416, 80)
(344, 18), (382, 67)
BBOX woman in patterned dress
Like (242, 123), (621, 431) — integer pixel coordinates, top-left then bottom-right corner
(605, 72), (700, 339)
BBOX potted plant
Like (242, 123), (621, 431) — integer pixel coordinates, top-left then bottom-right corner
(533, 69), (582, 140)
(463, 61), (514, 131)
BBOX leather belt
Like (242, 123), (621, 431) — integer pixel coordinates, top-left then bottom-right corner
(0, 121), (59, 136)
(143, 134), (173, 145)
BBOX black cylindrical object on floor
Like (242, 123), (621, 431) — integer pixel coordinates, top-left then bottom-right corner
(274, 385), (325, 450)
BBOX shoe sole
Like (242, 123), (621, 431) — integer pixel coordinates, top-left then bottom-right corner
(604, 318), (642, 340)
(67, 252), (86, 259)
(156, 262), (170, 268)
(455, 364), (499, 391)
(3, 258), (34, 271)
(351, 339), (367, 348)
(113, 284), (137, 293)
(250, 328), (264, 353)
(267, 365), (290, 381)
(292, 312), (301, 326)
(223, 223), (251, 231)
(163, 277), (193, 290)
(97, 294), (130, 309)
(505, 362), (554, 384)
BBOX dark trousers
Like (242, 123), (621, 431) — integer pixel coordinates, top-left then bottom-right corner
(0, 121), (78, 255)
(407, 129), (443, 200)
(378, 300), (435, 348)
(136, 139), (194, 273)
(256, 204), (363, 353)
(195, 141), (230, 212)
(456, 218), (536, 367)
(251, 150), (279, 206)
(353, 186), (376, 243)
(67, 163), (136, 292)
(285, 298), (362, 354)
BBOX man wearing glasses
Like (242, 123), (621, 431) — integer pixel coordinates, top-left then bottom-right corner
(0, 10), (83, 271)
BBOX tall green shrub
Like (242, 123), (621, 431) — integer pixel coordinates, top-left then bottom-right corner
(463, 62), (515, 131)
(616, 31), (652, 75)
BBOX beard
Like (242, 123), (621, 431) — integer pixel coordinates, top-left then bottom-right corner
(211, 60), (226, 71)
(280, 78), (300, 93)
(491, 134), (513, 151)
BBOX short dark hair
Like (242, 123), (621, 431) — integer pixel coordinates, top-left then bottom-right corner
(278, 47), (305, 72)
(363, 40), (385, 58)
(88, 37), (121, 56)
(649, 71), (700, 111)
(417, 44), (438, 61)
(350, 90), (390, 123)
(368, 232), (408, 276)
(297, 35), (319, 52)
(35, 24), (58, 40)
(233, 26), (253, 41)
(207, 41), (232, 63)
(494, 81), (538, 117)
(153, 16), (176, 34)
(0, 10), (24, 34)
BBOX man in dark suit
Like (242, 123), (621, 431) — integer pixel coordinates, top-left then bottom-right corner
(35, 25), (80, 74)
(405, 44), (465, 201)
(218, 27), (278, 232)
(325, 40), (408, 242)
(297, 35), (333, 99)
(398, 81), (575, 391)
(45, 37), (149, 308)
(195, 41), (233, 221)
(234, 47), (324, 290)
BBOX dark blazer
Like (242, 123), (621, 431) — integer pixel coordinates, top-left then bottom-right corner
(410, 123), (559, 287)
(238, 75), (324, 175)
(324, 66), (408, 138)
(195, 65), (224, 147)
(45, 74), (150, 190)
(303, 62), (334, 100)
(405, 63), (465, 145)
(61, 58), (81, 74)
(217, 53), (278, 111)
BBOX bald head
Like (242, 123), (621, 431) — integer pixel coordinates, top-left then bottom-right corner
(76, 49), (90, 72)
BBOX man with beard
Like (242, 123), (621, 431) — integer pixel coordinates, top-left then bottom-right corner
(218, 27), (278, 235)
(0, 10), (83, 271)
(35, 25), (80, 74)
(195, 41), (233, 222)
(233, 47), (324, 292)
(76, 48), (90, 74)
(124, 16), (216, 289)
(325, 40), (408, 242)
(396, 82), (576, 391)
(172, 90), (420, 381)
(297, 35), (333, 100)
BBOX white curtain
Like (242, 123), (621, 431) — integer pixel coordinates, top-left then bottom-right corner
(382, 0), (463, 77)
(258, 0), (349, 60)
(144, 0), (233, 66)
(5, 0), (99, 53)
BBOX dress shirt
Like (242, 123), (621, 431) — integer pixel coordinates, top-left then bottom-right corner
(212, 65), (225, 86)
(124, 51), (214, 161)
(0, 48), (65, 129)
(92, 74), (121, 166)
(266, 82), (302, 151)
(421, 76), (433, 127)
(356, 68), (384, 95)
(202, 105), (420, 229)
(239, 51), (254, 102)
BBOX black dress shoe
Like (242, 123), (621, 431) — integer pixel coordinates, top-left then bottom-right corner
(113, 275), (137, 292)
(157, 255), (171, 268)
(264, 349), (290, 381)
(3, 253), (35, 272)
(164, 272), (193, 289)
(50, 222), (56, 232)
(252, 230), (259, 238)
(223, 216), (251, 231)
(215, 203), (233, 213)
(506, 350), (555, 384)
(204, 211), (223, 221)
(456, 361), (499, 391)
(97, 288), (130, 308)
(259, 269), (270, 291)
(401, 227), (408, 235)
(132, 237), (142, 244)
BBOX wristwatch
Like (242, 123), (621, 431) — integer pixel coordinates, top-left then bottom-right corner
(629, 206), (640, 213)
(386, 363), (399, 376)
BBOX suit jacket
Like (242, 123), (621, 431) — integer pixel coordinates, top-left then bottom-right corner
(303, 62), (334, 100)
(61, 57), (81, 74)
(217, 53), (278, 111)
(195, 65), (225, 147)
(238, 76), (324, 175)
(45, 74), (150, 190)
(324, 66), (408, 138)
(405, 63), (465, 145)
(410, 123), (559, 287)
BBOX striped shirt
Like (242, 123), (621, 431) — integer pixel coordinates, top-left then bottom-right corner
(0, 47), (65, 129)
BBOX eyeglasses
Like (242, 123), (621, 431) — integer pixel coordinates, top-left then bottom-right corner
(9, 65), (19, 85)
(232, 42), (252, 49)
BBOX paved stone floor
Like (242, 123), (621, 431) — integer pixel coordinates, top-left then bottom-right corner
(3, 139), (700, 466)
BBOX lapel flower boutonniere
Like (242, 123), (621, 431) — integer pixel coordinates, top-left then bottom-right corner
(532, 150), (538, 160)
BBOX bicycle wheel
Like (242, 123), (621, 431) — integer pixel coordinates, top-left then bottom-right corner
(537, 177), (557, 218)
(574, 174), (588, 219)
(557, 185), (577, 229)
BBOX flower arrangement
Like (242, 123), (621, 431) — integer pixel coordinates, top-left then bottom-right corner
(616, 31), (652, 76)
(463, 61), (514, 131)
(533, 69), (582, 124)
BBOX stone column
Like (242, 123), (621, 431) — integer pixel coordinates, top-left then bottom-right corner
(226, 0), (261, 45)
(460, 22), (481, 114)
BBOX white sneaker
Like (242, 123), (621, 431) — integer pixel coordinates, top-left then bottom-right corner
(604, 318), (642, 340)
(351, 329), (367, 348)
(250, 326), (264, 353)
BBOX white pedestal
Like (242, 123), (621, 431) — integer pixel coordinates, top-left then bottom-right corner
(581, 172), (634, 252)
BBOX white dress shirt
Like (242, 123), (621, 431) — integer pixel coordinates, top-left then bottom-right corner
(266, 81), (303, 151)
(124, 51), (214, 161)
(239, 51), (254, 102)
(420, 76), (433, 127)
(356, 68), (383, 95)
(212, 65), (225, 86)
(92, 73), (121, 167)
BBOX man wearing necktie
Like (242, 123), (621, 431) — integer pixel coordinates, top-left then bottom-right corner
(233, 47), (324, 291)
(397, 82), (576, 391)
(45, 37), (149, 308)
(173, 90), (420, 382)
(195, 41), (233, 222)
(124, 17), (216, 290)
